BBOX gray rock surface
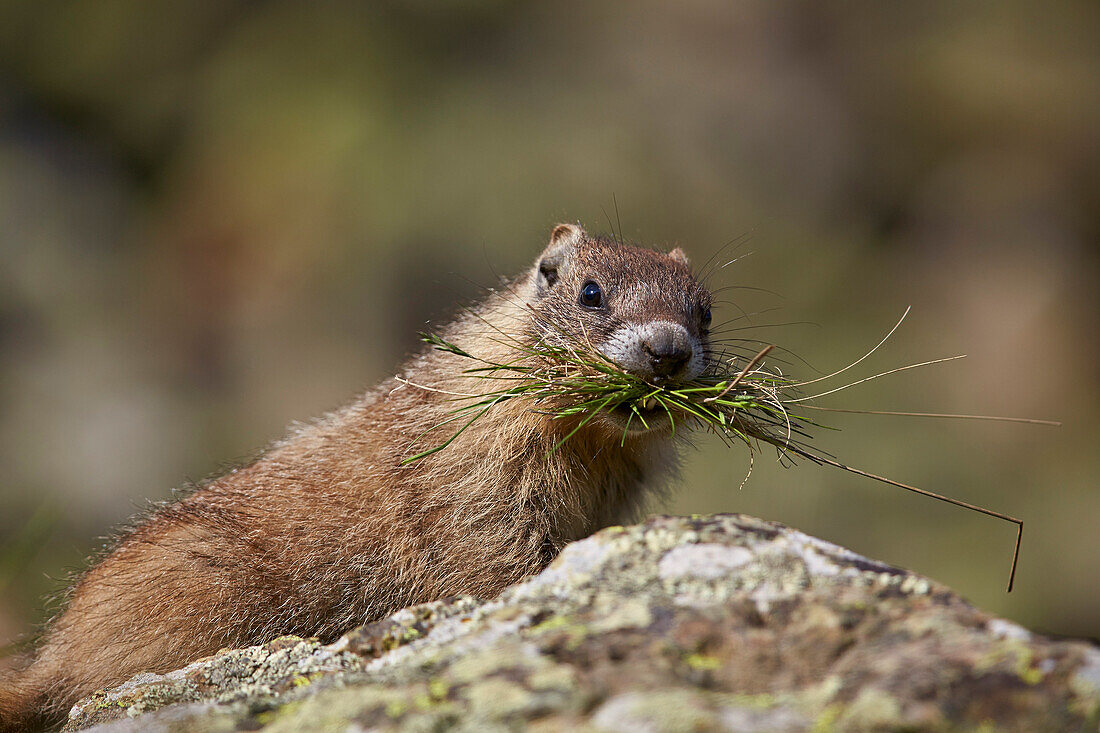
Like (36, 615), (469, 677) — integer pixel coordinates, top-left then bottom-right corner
(65, 514), (1100, 732)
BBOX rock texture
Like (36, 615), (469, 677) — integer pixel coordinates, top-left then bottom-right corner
(65, 514), (1099, 732)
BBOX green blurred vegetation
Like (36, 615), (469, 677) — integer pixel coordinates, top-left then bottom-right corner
(0, 0), (1097, 661)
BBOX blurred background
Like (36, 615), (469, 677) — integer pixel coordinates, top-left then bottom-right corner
(0, 1), (1097, 665)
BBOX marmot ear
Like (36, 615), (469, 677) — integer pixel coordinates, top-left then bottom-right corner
(536, 223), (585, 295)
(549, 223), (584, 248)
(668, 247), (690, 267)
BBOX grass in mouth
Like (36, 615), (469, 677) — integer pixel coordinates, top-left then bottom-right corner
(400, 309), (1058, 593)
(402, 333), (806, 461)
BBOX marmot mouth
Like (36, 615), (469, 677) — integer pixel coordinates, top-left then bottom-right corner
(606, 398), (671, 433)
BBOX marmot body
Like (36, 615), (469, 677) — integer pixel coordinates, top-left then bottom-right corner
(0, 224), (714, 730)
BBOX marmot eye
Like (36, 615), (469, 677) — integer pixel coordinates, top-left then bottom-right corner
(579, 281), (603, 308)
(701, 306), (712, 328)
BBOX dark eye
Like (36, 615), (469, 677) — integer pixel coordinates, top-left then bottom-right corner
(579, 281), (603, 308)
(701, 306), (712, 329)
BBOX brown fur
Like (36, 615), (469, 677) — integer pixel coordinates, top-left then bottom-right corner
(0, 224), (712, 731)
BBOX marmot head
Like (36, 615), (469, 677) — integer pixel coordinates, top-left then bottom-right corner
(527, 223), (713, 432)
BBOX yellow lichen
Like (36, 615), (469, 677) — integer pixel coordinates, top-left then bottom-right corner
(684, 653), (722, 671)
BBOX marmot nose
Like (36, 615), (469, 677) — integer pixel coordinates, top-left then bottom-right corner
(643, 330), (693, 379)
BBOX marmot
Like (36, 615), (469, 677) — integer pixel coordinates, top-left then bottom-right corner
(0, 223), (714, 731)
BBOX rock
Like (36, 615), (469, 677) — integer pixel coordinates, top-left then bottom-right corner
(64, 514), (1100, 732)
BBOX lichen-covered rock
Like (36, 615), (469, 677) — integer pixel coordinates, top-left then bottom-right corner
(65, 514), (1100, 732)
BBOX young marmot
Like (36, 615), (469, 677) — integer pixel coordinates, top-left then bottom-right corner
(0, 223), (714, 731)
